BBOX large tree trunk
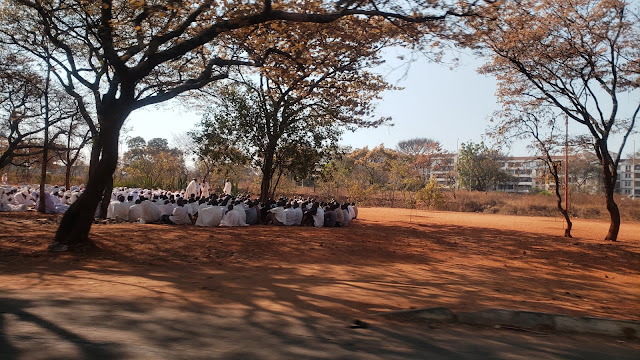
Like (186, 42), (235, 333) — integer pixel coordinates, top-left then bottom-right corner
(99, 175), (113, 219)
(259, 147), (276, 203)
(52, 123), (120, 247)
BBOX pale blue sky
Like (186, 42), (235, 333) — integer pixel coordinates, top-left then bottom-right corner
(127, 52), (511, 153)
(127, 52), (638, 157)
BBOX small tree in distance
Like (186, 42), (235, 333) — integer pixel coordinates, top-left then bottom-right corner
(457, 141), (511, 193)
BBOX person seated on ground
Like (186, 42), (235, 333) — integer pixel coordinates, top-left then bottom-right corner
(265, 200), (286, 226)
(283, 202), (297, 226)
(234, 200), (247, 224)
(195, 203), (223, 227)
(324, 205), (337, 227)
(128, 198), (144, 222)
(107, 195), (129, 222)
(139, 198), (162, 223)
(244, 200), (259, 225)
(219, 204), (248, 227)
(334, 202), (344, 226)
(158, 199), (175, 217)
(342, 203), (352, 226)
(347, 202), (356, 220)
(13, 189), (35, 207)
(162, 198), (193, 225)
(351, 202), (358, 219)
(312, 201), (324, 228)
(301, 201), (322, 227)
(291, 201), (304, 225)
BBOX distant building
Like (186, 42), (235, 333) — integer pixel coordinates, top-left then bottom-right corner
(616, 159), (640, 197)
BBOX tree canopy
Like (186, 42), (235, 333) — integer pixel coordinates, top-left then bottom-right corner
(470, 0), (640, 240)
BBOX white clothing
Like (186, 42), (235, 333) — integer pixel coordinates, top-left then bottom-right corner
(201, 182), (210, 198)
(292, 207), (304, 225)
(186, 202), (199, 216)
(128, 204), (144, 221)
(158, 203), (175, 216)
(335, 206), (344, 225)
(219, 207), (248, 227)
(342, 209), (352, 226)
(348, 205), (356, 219)
(235, 203), (247, 224)
(284, 208), (297, 226)
(185, 180), (200, 198)
(107, 201), (129, 221)
(140, 201), (162, 222)
(269, 206), (287, 224)
(312, 207), (324, 228)
(195, 206), (223, 227)
(169, 206), (192, 225)
(223, 181), (232, 195)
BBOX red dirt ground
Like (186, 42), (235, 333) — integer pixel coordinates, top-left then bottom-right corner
(1, 208), (639, 322)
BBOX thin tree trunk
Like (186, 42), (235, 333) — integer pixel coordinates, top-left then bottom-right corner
(38, 65), (51, 213)
(551, 164), (572, 237)
(260, 147), (275, 203)
(604, 179), (620, 241)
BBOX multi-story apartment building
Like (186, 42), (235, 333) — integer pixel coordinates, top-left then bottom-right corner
(616, 159), (640, 197)
(425, 153), (625, 194)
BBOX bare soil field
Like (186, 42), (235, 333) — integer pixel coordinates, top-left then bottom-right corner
(1, 208), (639, 323)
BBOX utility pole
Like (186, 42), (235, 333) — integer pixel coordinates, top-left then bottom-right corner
(564, 114), (569, 214)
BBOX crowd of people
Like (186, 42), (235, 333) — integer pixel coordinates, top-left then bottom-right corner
(0, 183), (80, 213)
(1, 177), (358, 228)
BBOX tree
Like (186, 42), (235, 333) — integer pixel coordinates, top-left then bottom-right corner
(457, 141), (511, 192)
(194, 84), (341, 201)
(0, 54), (51, 170)
(470, 0), (640, 240)
(53, 112), (92, 190)
(1, 0), (486, 248)
(119, 137), (186, 189)
(396, 137), (443, 184)
(489, 107), (573, 237)
(194, 16), (398, 201)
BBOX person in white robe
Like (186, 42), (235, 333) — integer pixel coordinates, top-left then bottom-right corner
(223, 179), (232, 196)
(168, 199), (193, 225)
(234, 201), (247, 224)
(195, 205), (223, 227)
(284, 205), (297, 226)
(347, 204), (356, 220)
(1, 173), (7, 185)
(13, 190), (35, 207)
(312, 205), (324, 228)
(335, 202), (345, 226)
(158, 201), (175, 217)
(185, 178), (200, 198)
(201, 181), (210, 198)
(128, 201), (144, 222)
(139, 200), (162, 223)
(266, 200), (286, 225)
(107, 195), (129, 221)
(219, 204), (248, 227)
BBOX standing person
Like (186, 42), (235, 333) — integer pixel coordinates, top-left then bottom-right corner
(201, 180), (210, 198)
(1, 173), (7, 185)
(223, 179), (232, 196)
(185, 178), (200, 198)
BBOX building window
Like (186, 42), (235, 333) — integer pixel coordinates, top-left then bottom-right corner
(625, 173), (632, 178)
(625, 165), (632, 172)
